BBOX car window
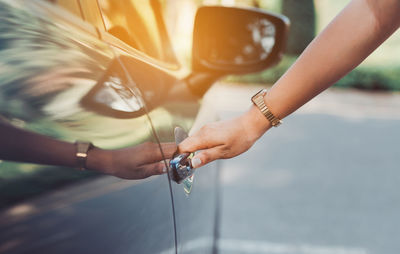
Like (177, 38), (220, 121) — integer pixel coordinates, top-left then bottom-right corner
(50, 0), (178, 66)
(78, 0), (106, 30)
(52, 0), (105, 30)
(162, 1), (198, 67)
(53, 0), (84, 19)
(97, 0), (177, 64)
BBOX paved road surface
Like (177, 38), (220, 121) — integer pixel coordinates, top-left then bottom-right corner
(207, 84), (400, 254)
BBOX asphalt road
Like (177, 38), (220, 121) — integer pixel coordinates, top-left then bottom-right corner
(208, 84), (400, 254)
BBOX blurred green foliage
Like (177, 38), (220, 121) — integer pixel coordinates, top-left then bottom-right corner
(335, 66), (400, 91)
(227, 0), (400, 91)
(282, 0), (316, 55)
(226, 56), (400, 91)
(225, 55), (296, 85)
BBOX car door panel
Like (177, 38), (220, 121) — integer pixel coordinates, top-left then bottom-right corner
(0, 1), (176, 253)
(149, 104), (220, 254)
(93, 1), (221, 253)
(0, 176), (175, 254)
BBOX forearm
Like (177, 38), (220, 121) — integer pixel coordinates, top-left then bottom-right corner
(0, 120), (110, 171)
(264, 0), (400, 119)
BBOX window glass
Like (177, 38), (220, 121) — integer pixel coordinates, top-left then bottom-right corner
(54, 0), (83, 18)
(97, 0), (175, 64)
(51, 0), (104, 30)
(162, 1), (198, 67)
(79, 0), (105, 29)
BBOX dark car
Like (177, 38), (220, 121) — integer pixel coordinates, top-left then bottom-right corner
(0, 0), (288, 253)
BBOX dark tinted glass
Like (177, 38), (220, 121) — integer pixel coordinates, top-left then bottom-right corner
(97, 0), (177, 64)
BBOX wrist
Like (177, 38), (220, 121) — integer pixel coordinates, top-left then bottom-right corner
(86, 147), (113, 174)
(241, 105), (272, 142)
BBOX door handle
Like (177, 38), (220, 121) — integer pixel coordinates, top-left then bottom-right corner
(170, 152), (194, 184)
(169, 127), (195, 192)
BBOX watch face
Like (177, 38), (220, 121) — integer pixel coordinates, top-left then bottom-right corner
(252, 89), (266, 101)
(251, 89), (264, 103)
(251, 89), (281, 127)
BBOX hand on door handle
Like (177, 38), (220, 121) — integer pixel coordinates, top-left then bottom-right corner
(94, 142), (177, 180)
(169, 152), (195, 184)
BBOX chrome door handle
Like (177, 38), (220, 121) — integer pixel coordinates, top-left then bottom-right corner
(169, 152), (195, 184)
(169, 127), (195, 187)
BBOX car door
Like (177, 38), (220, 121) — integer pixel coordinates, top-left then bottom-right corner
(80, 2), (289, 253)
(92, 1), (220, 253)
(0, 1), (289, 254)
(0, 1), (177, 253)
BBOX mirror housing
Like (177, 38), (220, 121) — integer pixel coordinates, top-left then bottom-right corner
(192, 6), (289, 74)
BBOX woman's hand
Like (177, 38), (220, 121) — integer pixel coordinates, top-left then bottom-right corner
(87, 142), (177, 179)
(179, 105), (271, 168)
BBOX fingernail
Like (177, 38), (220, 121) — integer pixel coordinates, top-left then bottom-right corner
(191, 157), (202, 168)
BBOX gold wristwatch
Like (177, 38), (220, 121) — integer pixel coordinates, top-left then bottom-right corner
(75, 141), (94, 170)
(251, 89), (282, 127)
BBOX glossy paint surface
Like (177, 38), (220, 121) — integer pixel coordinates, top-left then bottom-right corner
(0, 0), (223, 253)
(0, 1), (186, 253)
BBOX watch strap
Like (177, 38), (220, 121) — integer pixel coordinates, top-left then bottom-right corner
(75, 141), (94, 170)
(251, 89), (282, 127)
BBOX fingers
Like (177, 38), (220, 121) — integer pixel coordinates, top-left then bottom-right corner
(179, 125), (223, 153)
(142, 161), (168, 177)
(191, 146), (223, 168)
(178, 136), (197, 153)
(122, 161), (167, 180)
(159, 142), (178, 158)
(179, 135), (206, 153)
(178, 128), (206, 153)
(139, 142), (177, 163)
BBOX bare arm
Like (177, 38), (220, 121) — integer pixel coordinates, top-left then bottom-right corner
(0, 119), (82, 167)
(0, 119), (175, 179)
(179, 0), (400, 168)
(265, 0), (400, 120)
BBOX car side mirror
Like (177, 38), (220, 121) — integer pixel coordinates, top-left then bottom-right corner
(192, 6), (289, 74)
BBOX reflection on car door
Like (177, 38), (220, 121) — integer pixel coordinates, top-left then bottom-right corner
(94, 1), (221, 253)
(95, 1), (221, 253)
(0, 1), (175, 253)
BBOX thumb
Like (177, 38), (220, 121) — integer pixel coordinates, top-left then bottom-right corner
(141, 161), (167, 178)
